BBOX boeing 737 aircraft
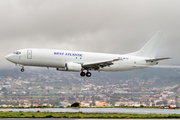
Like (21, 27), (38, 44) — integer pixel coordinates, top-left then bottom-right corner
(6, 31), (170, 77)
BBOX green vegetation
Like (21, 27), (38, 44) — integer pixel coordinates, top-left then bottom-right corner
(0, 112), (179, 118)
(71, 102), (80, 107)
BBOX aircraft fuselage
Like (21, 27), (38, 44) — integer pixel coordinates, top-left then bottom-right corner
(6, 49), (156, 72)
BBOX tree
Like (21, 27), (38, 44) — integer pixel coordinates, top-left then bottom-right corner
(175, 96), (179, 107)
(71, 102), (80, 107)
(1, 87), (8, 98)
(110, 99), (115, 106)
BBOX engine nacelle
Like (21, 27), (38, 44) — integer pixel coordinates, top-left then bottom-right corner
(57, 62), (82, 72)
(65, 62), (82, 72)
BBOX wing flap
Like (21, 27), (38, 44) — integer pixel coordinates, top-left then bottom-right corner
(82, 59), (120, 70)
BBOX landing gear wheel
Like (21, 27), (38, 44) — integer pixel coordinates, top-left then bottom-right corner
(21, 68), (24, 72)
(86, 72), (91, 77)
(80, 72), (85, 77)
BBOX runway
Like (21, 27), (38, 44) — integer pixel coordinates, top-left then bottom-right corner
(0, 108), (180, 114)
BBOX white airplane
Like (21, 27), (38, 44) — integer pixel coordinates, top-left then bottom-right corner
(6, 31), (170, 77)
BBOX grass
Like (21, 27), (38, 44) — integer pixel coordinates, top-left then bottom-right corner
(0, 112), (179, 118)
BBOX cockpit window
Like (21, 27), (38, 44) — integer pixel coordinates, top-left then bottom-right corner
(13, 51), (21, 55)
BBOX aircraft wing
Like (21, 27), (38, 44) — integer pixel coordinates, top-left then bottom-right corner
(146, 57), (171, 62)
(82, 59), (120, 70)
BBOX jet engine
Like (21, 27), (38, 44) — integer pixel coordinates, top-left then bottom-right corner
(57, 62), (82, 72)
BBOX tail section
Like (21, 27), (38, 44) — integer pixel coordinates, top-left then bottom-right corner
(127, 31), (163, 58)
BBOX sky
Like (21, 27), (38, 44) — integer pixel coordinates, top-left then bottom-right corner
(1, 0), (180, 69)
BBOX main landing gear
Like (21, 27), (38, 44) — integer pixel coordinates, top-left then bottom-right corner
(80, 71), (91, 77)
(21, 67), (25, 72)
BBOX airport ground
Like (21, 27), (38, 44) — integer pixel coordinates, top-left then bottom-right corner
(0, 108), (180, 119)
(1, 108), (180, 114)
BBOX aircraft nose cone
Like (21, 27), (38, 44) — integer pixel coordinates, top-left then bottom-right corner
(6, 54), (11, 60)
(5, 54), (14, 62)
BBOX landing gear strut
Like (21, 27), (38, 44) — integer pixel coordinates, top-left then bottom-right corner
(21, 67), (24, 72)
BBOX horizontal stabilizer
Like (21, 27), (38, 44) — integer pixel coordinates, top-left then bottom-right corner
(150, 65), (180, 68)
(146, 57), (171, 62)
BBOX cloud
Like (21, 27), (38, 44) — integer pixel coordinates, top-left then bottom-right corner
(1, 0), (180, 68)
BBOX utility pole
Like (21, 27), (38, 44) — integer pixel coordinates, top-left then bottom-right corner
(92, 95), (95, 107)
(175, 96), (179, 107)
(31, 97), (33, 107)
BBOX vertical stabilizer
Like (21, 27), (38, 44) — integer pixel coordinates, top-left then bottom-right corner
(127, 31), (163, 58)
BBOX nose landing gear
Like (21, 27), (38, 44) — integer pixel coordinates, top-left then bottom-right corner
(21, 67), (25, 72)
